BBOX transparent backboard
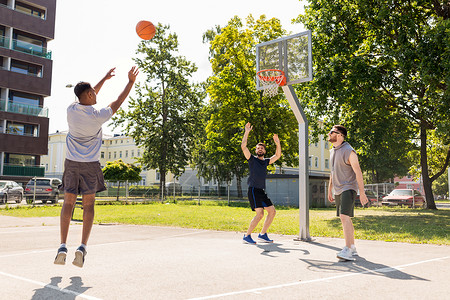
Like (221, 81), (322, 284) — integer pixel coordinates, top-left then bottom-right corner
(256, 30), (313, 90)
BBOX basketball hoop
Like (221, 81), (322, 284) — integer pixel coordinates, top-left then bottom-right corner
(257, 69), (286, 97)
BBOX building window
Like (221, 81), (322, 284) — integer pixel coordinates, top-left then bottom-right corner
(15, 1), (46, 19)
(156, 172), (160, 181)
(115, 140), (117, 144)
(4, 153), (36, 166)
(114, 152), (116, 158)
(108, 152), (111, 159)
(137, 149), (141, 157)
(131, 150), (134, 157)
(9, 90), (40, 106)
(121, 140), (123, 143)
(125, 150), (128, 158)
(119, 151), (122, 158)
(308, 156), (312, 167)
(6, 121), (38, 137)
(13, 32), (45, 56)
(325, 159), (329, 169)
(314, 157), (319, 168)
(325, 141), (329, 149)
(101, 152), (105, 159)
(10, 59), (42, 77)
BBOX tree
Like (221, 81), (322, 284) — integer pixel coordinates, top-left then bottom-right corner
(113, 24), (205, 200)
(195, 15), (299, 197)
(102, 159), (142, 201)
(296, 0), (450, 208)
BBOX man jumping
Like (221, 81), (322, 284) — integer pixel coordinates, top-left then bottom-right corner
(241, 122), (281, 244)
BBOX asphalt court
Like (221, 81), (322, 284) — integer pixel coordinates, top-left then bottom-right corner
(0, 216), (449, 300)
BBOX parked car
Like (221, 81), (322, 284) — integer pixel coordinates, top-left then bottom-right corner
(25, 177), (62, 204)
(0, 180), (24, 204)
(355, 190), (382, 207)
(382, 189), (426, 208)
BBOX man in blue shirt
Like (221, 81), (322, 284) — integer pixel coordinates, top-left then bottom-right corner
(241, 122), (281, 244)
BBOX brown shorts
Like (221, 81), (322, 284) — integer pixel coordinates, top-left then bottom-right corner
(59, 159), (107, 195)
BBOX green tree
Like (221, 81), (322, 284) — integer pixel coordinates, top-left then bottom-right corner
(102, 159), (142, 201)
(113, 24), (205, 200)
(195, 15), (299, 197)
(296, 0), (450, 208)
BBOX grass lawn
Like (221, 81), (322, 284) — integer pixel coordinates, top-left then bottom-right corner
(1, 201), (449, 245)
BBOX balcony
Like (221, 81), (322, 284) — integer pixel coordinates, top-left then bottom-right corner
(0, 100), (48, 117)
(2, 164), (45, 177)
(0, 36), (52, 59)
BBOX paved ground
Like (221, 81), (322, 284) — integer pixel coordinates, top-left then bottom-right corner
(0, 215), (449, 300)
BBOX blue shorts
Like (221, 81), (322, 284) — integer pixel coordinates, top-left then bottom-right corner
(248, 187), (273, 211)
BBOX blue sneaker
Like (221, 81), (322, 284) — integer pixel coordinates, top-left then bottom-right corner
(243, 234), (256, 244)
(258, 233), (273, 243)
(54, 246), (67, 265)
(72, 246), (87, 268)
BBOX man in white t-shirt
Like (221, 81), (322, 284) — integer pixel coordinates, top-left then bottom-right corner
(54, 67), (139, 268)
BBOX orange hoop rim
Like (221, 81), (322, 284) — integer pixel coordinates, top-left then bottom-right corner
(257, 69), (287, 86)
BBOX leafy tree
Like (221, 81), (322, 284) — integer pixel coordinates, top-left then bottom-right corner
(296, 0), (450, 208)
(195, 15), (299, 197)
(113, 24), (205, 200)
(102, 159), (142, 200)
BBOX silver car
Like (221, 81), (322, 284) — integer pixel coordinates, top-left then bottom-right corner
(0, 180), (24, 204)
(25, 177), (62, 204)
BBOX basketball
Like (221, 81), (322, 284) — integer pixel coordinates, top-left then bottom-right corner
(136, 20), (156, 40)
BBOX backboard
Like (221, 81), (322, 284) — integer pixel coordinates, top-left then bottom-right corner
(256, 30), (312, 90)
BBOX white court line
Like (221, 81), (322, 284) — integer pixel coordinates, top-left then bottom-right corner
(0, 227), (59, 234)
(188, 256), (450, 300)
(0, 231), (204, 259)
(0, 270), (103, 300)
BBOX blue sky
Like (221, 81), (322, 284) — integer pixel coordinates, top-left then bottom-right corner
(47, 0), (306, 134)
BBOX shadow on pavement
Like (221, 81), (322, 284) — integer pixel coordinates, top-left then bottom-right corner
(299, 257), (429, 281)
(257, 243), (310, 257)
(31, 276), (92, 300)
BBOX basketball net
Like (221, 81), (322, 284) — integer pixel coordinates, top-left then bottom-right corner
(257, 69), (286, 97)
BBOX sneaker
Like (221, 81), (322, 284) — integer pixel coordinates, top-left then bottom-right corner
(54, 246), (67, 265)
(257, 233), (273, 243)
(72, 246), (87, 268)
(243, 234), (256, 244)
(336, 246), (355, 261)
(351, 245), (358, 256)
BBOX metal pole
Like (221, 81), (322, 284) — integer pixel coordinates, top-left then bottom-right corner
(33, 176), (36, 207)
(282, 85), (311, 241)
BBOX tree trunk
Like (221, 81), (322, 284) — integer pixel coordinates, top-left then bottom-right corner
(160, 170), (166, 202)
(420, 123), (437, 209)
(116, 181), (120, 201)
(237, 176), (243, 198)
(217, 181), (221, 197)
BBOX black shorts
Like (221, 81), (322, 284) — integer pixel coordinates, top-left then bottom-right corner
(248, 187), (273, 211)
(59, 159), (107, 195)
(335, 189), (356, 217)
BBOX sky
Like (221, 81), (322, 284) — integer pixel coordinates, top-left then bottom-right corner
(46, 0), (306, 135)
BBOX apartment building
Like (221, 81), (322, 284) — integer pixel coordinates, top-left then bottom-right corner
(0, 0), (56, 184)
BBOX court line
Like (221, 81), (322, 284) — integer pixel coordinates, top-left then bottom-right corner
(188, 256), (450, 299)
(0, 270), (103, 300)
(0, 231), (204, 259)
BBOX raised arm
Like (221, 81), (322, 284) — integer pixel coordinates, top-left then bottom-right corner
(241, 122), (252, 160)
(109, 67), (139, 114)
(93, 68), (116, 94)
(269, 134), (281, 164)
(349, 151), (368, 206)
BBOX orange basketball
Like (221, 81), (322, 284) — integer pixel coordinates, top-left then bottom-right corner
(136, 20), (156, 40)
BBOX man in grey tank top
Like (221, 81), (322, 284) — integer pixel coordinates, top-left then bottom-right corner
(327, 125), (368, 261)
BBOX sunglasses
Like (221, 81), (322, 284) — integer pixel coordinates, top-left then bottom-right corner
(329, 130), (341, 135)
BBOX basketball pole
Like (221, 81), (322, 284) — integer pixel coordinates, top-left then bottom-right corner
(282, 85), (311, 241)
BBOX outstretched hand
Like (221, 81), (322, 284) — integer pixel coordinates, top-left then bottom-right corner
(104, 67), (116, 80)
(128, 66), (139, 83)
(273, 134), (280, 144)
(245, 122), (252, 133)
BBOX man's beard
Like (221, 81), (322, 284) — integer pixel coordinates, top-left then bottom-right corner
(328, 136), (337, 143)
(257, 152), (265, 157)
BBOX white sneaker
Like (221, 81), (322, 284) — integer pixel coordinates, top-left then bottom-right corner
(351, 245), (358, 256)
(337, 246), (355, 261)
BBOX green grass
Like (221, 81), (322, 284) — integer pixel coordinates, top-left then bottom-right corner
(1, 201), (449, 245)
